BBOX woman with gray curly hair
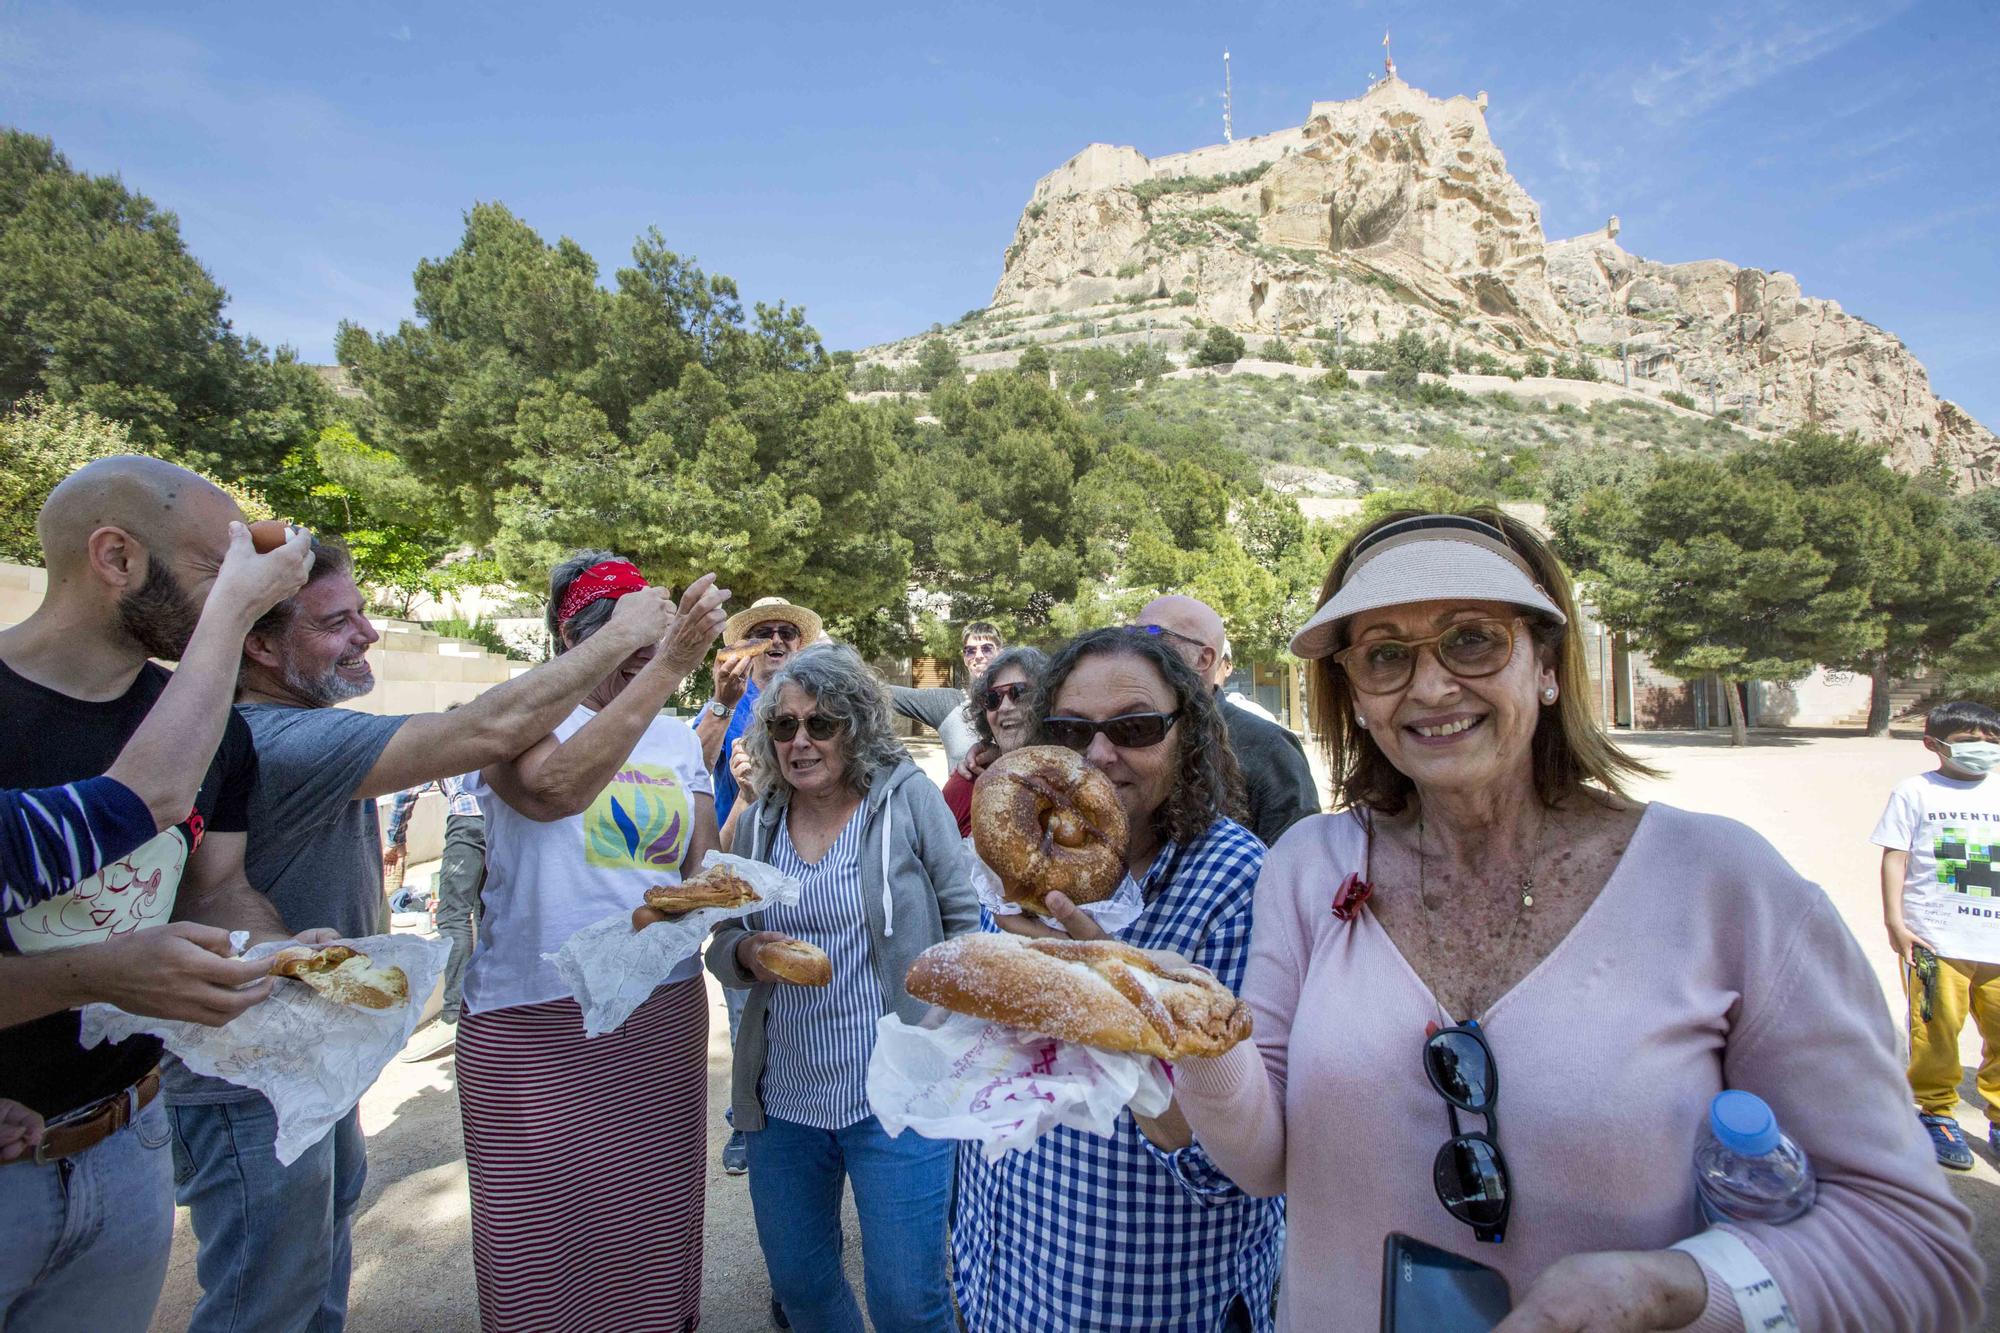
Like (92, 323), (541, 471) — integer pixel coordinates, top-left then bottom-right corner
(952, 627), (1283, 1333)
(707, 642), (977, 1333)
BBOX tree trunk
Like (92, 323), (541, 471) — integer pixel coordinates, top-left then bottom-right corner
(1723, 675), (1748, 747)
(1865, 659), (1893, 737)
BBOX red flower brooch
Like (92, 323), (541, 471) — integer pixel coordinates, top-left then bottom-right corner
(1331, 872), (1374, 922)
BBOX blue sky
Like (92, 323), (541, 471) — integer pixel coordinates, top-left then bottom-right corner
(3, 0), (1996, 427)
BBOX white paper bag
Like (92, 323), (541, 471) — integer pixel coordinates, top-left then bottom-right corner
(964, 837), (1145, 934)
(866, 1011), (1172, 1160)
(78, 931), (450, 1165)
(546, 851), (801, 1037)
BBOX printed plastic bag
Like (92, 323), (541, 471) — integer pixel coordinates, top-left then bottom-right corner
(866, 1011), (1172, 1160)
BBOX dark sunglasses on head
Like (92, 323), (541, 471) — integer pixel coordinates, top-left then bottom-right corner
(1425, 1020), (1509, 1244)
(749, 623), (803, 644)
(1332, 617), (1522, 696)
(768, 713), (841, 743)
(1043, 709), (1181, 752)
(982, 681), (1029, 711)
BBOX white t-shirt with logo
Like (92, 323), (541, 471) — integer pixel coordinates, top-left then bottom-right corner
(1871, 770), (2000, 963)
(462, 706), (714, 1015)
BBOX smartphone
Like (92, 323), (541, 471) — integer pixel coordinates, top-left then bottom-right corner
(1380, 1232), (1512, 1333)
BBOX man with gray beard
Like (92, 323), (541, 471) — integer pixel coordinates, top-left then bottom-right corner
(164, 536), (704, 1333)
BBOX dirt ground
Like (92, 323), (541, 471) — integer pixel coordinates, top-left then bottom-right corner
(149, 730), (1999, 1332)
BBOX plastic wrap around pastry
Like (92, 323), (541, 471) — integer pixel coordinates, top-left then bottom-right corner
(905, 934), (1251, 1060)
(642, 865), (759, 916)
(268, 945), (409, 1010)
(970, 746), (1126, 916)
(756, 937), (832, 986)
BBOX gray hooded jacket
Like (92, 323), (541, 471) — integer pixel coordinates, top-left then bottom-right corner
(706, 757), (978, 1130)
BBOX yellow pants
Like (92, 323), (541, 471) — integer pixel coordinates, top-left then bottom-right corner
(1907, 954), (2000, 1118)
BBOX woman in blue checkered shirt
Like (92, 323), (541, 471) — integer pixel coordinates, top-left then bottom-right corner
(952, 627), (1284, 1332)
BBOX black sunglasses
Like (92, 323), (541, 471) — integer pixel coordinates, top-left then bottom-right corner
(1425, 1020), (1510, 1244)
(749, 623), (803, 643)
(1043, 709), (1181, 751)
(768, 713), (841, 743)
(982, 681), (1029, 711)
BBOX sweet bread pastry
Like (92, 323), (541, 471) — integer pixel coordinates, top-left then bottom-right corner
(756, 937), (831, 986)
(269, 945), (409, 1010)
(971, 746), (1127, 916)
(643, 865), (759, 915)
(905, 934), (1251, 1060)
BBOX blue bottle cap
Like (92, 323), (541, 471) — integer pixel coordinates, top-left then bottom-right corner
(1710, 1090), (1779, 1156)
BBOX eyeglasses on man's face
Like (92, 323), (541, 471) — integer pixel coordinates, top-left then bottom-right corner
(749, 623), (803, 644)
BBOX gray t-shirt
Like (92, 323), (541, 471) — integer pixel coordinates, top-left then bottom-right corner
(239, 704), (411, 939)
(164, 702), (409, 1106)
(890, 685), (979, 769)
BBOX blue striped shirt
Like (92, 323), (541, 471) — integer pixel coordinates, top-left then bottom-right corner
(952, 816), (1284, 1333)
(759, 806), (886, 1130)
(1, 777), (156, 921)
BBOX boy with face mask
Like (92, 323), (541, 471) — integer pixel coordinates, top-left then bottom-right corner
(1872, 699), (2000, 1169)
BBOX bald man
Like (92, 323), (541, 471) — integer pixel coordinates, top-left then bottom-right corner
(1134, 595), (1320, 846)
(0, 456), (333, 1333)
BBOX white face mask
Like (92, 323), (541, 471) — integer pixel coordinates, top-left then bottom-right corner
(1946, 740), (2000, 775)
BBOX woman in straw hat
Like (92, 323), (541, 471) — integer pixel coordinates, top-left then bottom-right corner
(1170, 508), (1982, 1331)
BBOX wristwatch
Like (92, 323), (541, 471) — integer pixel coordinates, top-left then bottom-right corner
(706, 699), (731, 719)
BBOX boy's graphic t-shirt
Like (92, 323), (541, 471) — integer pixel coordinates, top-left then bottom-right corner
(1872, 770), (2000, 962)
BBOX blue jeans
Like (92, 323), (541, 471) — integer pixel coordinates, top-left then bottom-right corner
(169, 1099), (366, 1333)
(745, 1114), (955, 1333)
(0, 1100), (175, 1333)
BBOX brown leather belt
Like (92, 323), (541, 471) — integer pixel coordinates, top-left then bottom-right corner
(14, 1069), (161, 1167)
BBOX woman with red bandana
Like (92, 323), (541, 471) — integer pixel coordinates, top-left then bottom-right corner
(453, 551), (729, 1333)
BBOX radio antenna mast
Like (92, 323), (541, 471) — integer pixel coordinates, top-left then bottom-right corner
(1222, 50), (1234, 142)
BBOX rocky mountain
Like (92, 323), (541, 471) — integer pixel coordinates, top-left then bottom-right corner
(931, 75), (1994, 487)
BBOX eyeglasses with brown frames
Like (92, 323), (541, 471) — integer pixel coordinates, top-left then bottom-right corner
(1331, 617), (1525, 696)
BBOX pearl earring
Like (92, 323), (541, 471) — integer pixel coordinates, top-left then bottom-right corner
(1542, 687), (1558, 704)
(1354, 715), (1369, 729)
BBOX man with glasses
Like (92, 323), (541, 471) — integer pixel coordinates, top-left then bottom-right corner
(1133, 596), (1320, 846)
(697, 596), (824, 1180)
(888, 621), (1001, 771)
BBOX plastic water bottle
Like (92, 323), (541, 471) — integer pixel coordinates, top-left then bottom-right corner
(1692, 1090), (1816, 1225)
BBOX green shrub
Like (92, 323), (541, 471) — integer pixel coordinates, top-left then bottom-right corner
(1524, 353), (1551, 378)
(1663, 389), (1697, 410)
(1171, 290), (1197, 307)
(1192, 327), (1247, 366)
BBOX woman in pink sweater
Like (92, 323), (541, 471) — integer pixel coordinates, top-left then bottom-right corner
(1175, 509), (1984, 1332)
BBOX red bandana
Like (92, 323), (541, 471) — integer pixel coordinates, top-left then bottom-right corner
(556, 561), (649, 626)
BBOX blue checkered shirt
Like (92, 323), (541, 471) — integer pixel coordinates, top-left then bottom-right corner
(952, 816), (1285, 1332)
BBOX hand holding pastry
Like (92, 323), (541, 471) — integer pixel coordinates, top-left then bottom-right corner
(735, 930), (791, 984)
(712, 642), (761, 706)
(660, 574), (730, 677)
(754, 936), (831, 986)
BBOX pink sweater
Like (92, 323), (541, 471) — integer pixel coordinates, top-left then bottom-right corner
(1176, 804), (1984, 1332)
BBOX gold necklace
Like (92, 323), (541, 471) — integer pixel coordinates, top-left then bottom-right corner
(1417, 807), (1549, 910)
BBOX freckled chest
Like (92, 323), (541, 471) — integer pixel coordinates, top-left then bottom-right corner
(1365, 806), (1639, 1020)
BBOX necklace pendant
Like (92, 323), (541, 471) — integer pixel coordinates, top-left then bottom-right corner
(1521, 891), (1534, 908)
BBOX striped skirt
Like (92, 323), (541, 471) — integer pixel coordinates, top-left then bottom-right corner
(458, 979), (708, 1333)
